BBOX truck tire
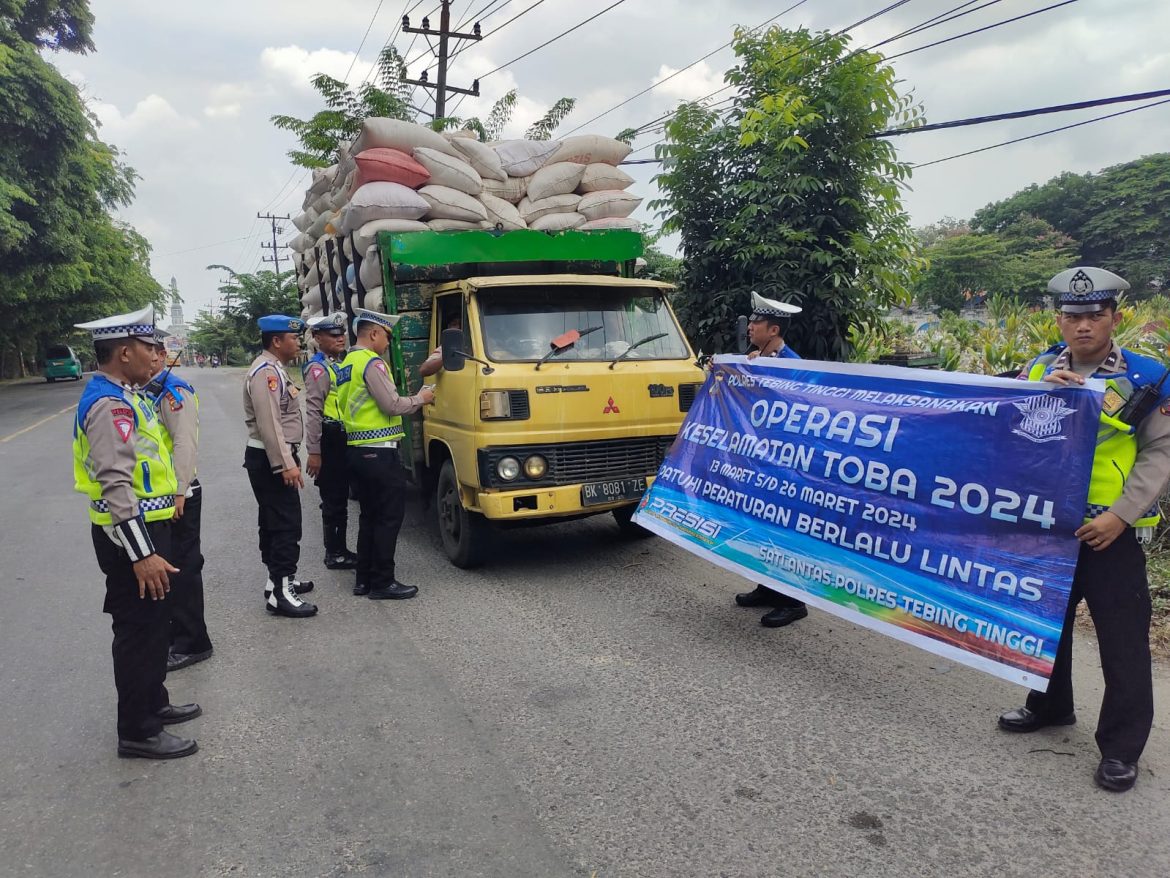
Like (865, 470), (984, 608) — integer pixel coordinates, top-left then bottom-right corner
(436, 460), (487, 568)
(612, 504), (652, 539)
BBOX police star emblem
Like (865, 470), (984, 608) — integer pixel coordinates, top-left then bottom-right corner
(1011, 394), (1077, 443)
(1069, 269), (1095, 296)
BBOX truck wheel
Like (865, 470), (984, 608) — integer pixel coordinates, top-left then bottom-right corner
(436, 460), (487, 568)
(612, 505), (652, 539)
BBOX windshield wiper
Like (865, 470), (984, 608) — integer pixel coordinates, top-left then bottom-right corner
(608, 333), (669, 369)
(534, 325), (603, 370)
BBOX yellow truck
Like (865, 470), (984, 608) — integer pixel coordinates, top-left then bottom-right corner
(375, 228), (706, 567)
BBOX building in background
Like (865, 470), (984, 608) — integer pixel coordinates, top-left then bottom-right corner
(164, 277), (192, 365)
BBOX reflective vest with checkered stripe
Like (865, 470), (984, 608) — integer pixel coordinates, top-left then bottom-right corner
(1026, 346), (1161, 527)
(335, 347), (406, 446)
(73, 374), (179, 525)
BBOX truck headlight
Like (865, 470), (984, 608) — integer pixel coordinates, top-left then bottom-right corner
(497, 456), (521, 481)
(480, 390), (512, 419)
(524, 455), (548, 479)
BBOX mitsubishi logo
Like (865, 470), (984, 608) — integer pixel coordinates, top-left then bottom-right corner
(603, 396), (621, 414)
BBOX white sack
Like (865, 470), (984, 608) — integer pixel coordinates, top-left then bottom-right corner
(418, 185), (488, 222)
(492, 139), (561, 177)
(577, 190), (642, 221)
(481, 175), (529, 204)
(479, 193), (526, 230)
(353, 118), (461, 158)
(450, 137), (507, 182)
(526, 162), (586, 202)
(353, 218), (429, 253)
(340, 182), (430, 233)
(579, 163), (634, 193)
(580, 217), (642, 231)
(518, 193), (581, 222)
(359, 245), (382, 290)
(361, 287), (385, 312)
(530, 212), (586, 231)
(426, 219), (489, 231)
(412, 147), (483, 195)
(546, 135), (632, 166)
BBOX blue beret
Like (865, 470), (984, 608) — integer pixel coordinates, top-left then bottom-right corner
(257, 314), (305, 333)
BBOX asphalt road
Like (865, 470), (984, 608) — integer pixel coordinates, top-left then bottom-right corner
(1, 367), (1168, 878)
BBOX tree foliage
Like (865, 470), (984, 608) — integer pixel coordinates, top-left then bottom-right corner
(0, 1), (162, 376)
(188, 269), (300, 362)
(972, 154), (1170, 295)
(652, 26), (924, 360)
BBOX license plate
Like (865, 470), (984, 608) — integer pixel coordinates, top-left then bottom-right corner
(582, 477), (647, 507)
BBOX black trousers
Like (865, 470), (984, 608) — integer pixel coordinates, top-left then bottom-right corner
(347, 445), (407, 590)
(92, 521), (172, 741)
(244, 446), (301, 582)
(1026, 530), (1154, 762)
(317, 422), (351, 555)
(169, 484), (212, 655)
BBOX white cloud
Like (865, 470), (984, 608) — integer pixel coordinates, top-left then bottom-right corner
(651, 61), (724, 102)
(260, 45), (370, 90)
(93, 94), (199, 135)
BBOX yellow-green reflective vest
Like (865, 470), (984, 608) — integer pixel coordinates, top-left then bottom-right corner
(73, 374), (179, 525)
(336, 347), (406, 446)
(1027, 349), (1161, 527)
(304, 352), (341, 421)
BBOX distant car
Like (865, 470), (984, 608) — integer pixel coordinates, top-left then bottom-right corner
(44, 344), (83, 382)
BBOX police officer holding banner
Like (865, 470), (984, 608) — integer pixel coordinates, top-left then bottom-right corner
(733, 291), (812, 629)
(336, 309), (434, 599)
(304, 312), (358, 570)
(73, 305), (200, 759)
(243, 315), (317, 618)
(998, 267), (1170, 793)
(146, 332), (214, 673)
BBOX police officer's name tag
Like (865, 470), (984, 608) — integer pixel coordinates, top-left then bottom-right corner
(1102, 386), (1125, 416)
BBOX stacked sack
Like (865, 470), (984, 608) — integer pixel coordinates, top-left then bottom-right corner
(287, 119), (643, 324)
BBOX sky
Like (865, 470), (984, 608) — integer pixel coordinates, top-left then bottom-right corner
(60, 0), (1170, 317)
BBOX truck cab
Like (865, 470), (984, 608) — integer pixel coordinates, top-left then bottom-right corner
(377, 229), (705, 567)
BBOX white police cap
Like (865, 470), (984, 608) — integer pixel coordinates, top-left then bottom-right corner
(353, 308), (402, 331)
(307, 311), (347, 335)
(75, 304), (156, 341)
(1048, 267), (1129, 313)
(749, 290), (802, 321)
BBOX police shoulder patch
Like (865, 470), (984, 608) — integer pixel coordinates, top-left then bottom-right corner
(1160, 400), (1170, 417)
(309, 365), (325, 381)
(113, 416), (133, 442)
(267, 374), (279, 392)
(110, 406), (133, 418)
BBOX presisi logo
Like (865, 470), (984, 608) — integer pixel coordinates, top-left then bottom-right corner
(603, 396), (620, 414)
(647, 497), (722, 541)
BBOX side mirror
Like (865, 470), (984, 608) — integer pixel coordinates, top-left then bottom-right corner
(441, 328), (466, 372)
(736, 315), (750, 354)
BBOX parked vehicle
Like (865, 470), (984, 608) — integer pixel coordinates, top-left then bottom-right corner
(374, 228), (705, 567)
(44, 344), (83, 382)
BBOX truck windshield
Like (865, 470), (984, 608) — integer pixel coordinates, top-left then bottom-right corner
(479, 286), (690, 363)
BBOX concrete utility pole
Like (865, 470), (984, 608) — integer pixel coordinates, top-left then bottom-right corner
(401, 0), (482, 120)
(257, 212), (290, 276)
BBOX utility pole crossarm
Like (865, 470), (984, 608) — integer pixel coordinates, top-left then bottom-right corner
(401, 0), (482, 119)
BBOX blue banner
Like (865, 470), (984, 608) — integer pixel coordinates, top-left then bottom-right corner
(634, 357), (1104, 690)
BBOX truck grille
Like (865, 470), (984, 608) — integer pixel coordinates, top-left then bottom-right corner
(679, 382), (702, 412)
(478, 436), (675, 488)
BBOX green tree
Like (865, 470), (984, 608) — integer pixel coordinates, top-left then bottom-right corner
(191, 268), (300, 362)
(914, 233), (1010, 314)
(652, 26), (924, 360)
(0, 1), (163, 376)
(973, 154), (1170, 295)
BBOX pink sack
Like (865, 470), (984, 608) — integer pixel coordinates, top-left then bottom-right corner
(352, 148), (431, 191)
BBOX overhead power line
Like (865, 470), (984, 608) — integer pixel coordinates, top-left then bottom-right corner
(912, 96), (1170, 169)
(342, 0), (389, 84)
(873, 88), (1170, 137)
(479, 0), (629, 81)
(559, 0), (811, 138)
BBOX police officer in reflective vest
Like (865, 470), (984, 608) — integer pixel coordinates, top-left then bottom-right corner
(243, 315), (317, 618)
(304, 312), (358, 570)
(998, 267), (1170, 793)
(335, 309), (434, 599)
(73, 305), (200, 759)
(733, 291), (811, 629)
(144, 333), (214, 673)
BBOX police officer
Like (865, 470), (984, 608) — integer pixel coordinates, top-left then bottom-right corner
(303, 312), (358, 570)
(732, 291), (811, 628)
(144, 334), (214, 671)
(73, 305), (200, 759)
(336, 309), (434, 599)
(243, 315), (317, 618)
(998, 267), (1170, 793)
